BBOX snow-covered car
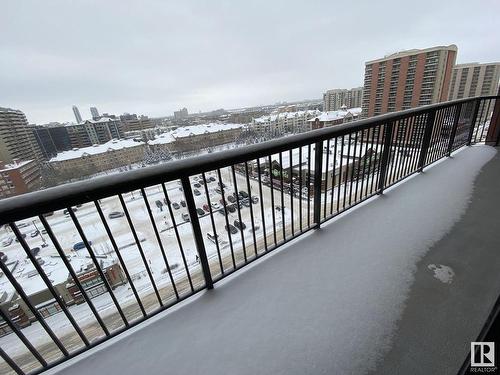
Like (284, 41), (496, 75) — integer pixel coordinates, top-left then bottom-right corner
(225, 224), (238, 234)
(182, 213), (190, 222)
(251, 196), (259, 204)
(172, 202), (180, 210)
(1, 237), (13, 247)
(30, 230), (39, 238)
(211, 202), (221, 210)
(196, 208), (205, 216)
(108, 211), (125, 219)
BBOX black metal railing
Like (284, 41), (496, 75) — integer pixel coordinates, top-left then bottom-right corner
(0, 96), (498, 374)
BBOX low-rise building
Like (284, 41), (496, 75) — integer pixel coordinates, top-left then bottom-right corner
(49, 138), (146, 177)
(308, 107), (362, 129)
(149, 123), (245, 154)
(252, 110), (321, 136)
(0, 159), (40, 198)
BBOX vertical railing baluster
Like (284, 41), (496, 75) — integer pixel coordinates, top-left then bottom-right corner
(417, 110), (436, 172)
(467, 99), (481, 146)
(68, 208), (129, 327)
(94, 201), (147, 315)
(10, 222), (90, 347)
(0, 308), (47, 368)
(313, 140), (323, 228)
(377, 122), (395, 194)
(0, 346), (24, 375)
(39, 215), (110, 336)
(447, 103), (462, 156)
(256, 159), (268, 252)
(244, 162), (258, 257)
(202, 173), (224, 276)
(181, 176), (214, 289)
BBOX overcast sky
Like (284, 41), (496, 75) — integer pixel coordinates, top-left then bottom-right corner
(1, 0), (499, 124)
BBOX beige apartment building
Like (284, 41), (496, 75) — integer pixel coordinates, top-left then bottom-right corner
(323, 87), (363, 111)
(0, 107), (42, 164)
(49, 139), (147, 177)
(362, 45), (457, 118)
(448, 62), (500, 100)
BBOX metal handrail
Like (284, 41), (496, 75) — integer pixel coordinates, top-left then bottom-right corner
(0, 95), (497, 224)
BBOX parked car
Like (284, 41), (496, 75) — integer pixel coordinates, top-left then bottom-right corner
(17, 222), (30, 228)
(193, 189), (201, 196)
(155, 200), (163, 209)
(108, 211), (125, 219)
(227, 205), (236, 213)
(180, 200), (186, 207)
(203, 204), (210, 212)
(239, 191), (249, 198)
(172, 202), (180, 210)
(196, 208), (205, 216)
(30, 230), (39, 238)
(30, 247), (40, 256)
(209, 176), (216, 182)
(225, 224), (238, 234)
(215, 187), (222, 194)
(73, 241), (91, 251)
(1, 237), (13, 247)
(227, 195), (236, 203)
(234, 220), (246, 230)
(211, 202), (221, 210)
(251, 196), (259, 204)
(193, 183), (201, 188)
(275, 206), (282, 211)
(219, 198), (226, 206)
(218, 182), (226, 188)
(182, 213), (190, 222)
(0, 252), (8, 263)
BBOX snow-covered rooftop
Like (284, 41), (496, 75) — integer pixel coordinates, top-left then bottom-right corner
(253, 110), (321, 124)
(0, 159), (33, 172)
(71, 117), (119, 126)
(149, 123), (245, 145)
(308, 108), (362, 123)
(49, 139), (145, 162)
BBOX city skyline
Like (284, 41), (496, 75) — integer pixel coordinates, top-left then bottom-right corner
(2, 0), (499, 124)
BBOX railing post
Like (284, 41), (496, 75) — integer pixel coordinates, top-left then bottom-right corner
(447, 103), (462, 156)
(466, 99), (481, 146)
(485, 94), (500, 146)
(377, 122), (394, 194)
(417, 109), (437, 172)
(313, 140), (323, 228)
(181, 175), (214, 289)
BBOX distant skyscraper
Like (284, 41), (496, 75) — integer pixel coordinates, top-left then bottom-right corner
(323, 88), (363, 111)
(174, 107), (188, 120)
(361, 45), (457, 118)
(90, 107), (100, 119)
(448, 62), (500, 100)
(73, 105), (83, 123)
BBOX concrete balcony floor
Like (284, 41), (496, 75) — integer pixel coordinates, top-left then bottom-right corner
(48, 145), (500, 375)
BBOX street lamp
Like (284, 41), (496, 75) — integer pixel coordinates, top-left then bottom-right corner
(32, 220), (48, 248)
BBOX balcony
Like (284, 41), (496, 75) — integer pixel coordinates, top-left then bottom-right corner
(0, 96), (499, 375)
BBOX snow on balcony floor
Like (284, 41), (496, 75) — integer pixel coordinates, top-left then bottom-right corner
(48, 145), (497, 375)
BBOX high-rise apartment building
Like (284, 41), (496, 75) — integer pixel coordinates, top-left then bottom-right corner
(90, 107), (100, 120)
(174, 108), (188, 120)
(362, 45), (457, 118)
(31, 124), (73, 159)
(66, 117), (124, 148)
(0, 107), (42, 164)
(73, 105), (83, 123)
(323, 87), (363, 111)
(448, 62), (500, 100)
(120, 113), (153, 132)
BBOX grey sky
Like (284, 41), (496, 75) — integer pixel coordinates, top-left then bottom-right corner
(1, 0), (499, 124)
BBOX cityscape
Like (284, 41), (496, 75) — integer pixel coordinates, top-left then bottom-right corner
(1, 2), (499, 375)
